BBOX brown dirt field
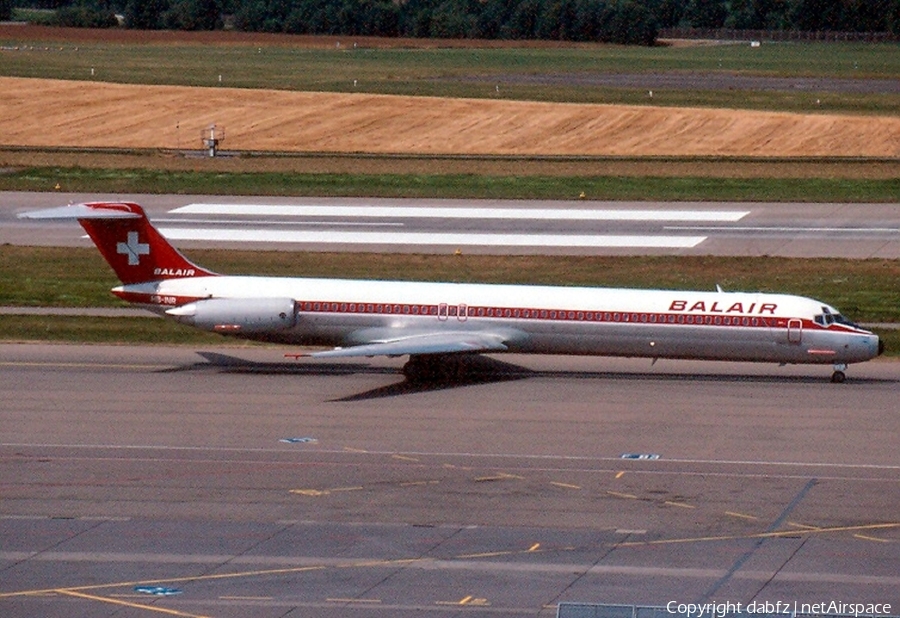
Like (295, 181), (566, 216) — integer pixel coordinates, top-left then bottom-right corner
(2, 76), (899, 158)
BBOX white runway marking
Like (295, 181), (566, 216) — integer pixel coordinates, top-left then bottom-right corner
(157, 228), (706, 248)
(172, 203), (749, 222)
(156, 218), (405, 227)
(668, 226), (900, 233)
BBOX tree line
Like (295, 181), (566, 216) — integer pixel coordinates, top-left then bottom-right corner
(8, 0), (900, 44)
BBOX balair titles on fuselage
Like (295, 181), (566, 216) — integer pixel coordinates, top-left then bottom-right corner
(668, 300), (777, 315)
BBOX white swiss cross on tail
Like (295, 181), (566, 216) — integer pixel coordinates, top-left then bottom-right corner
(117, 231), (150, 266)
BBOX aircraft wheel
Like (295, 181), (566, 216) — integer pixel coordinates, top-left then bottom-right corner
(831, 370), (846, 384)
(402, 357), (424, 382)
(403, 355), (468, 384)
(403, 355), (441, 383)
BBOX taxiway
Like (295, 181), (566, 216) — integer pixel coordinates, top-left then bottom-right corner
(1, 344), (898, 617)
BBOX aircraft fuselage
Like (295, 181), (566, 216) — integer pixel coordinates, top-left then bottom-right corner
(117, 275), (881, 366)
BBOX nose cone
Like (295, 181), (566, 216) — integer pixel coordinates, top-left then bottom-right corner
(865, 330), (883, 358)
(862, 332), (882, 361)
(846, 331), (882, 363)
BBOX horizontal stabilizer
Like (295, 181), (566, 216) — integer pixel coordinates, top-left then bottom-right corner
(19, 204), (142, 220)
(302, 332), (510, 359)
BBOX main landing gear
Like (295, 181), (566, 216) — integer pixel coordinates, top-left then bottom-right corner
(831, 363), (847, 384)
(402, 354), (466, 384)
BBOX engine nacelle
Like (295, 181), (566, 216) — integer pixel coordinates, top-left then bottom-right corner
(166, 297), (296, 334)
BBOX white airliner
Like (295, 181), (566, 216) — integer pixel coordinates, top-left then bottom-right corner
(22, 202), (882, 383)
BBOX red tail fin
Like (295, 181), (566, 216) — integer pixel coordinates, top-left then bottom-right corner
(23, 202), (216, 285)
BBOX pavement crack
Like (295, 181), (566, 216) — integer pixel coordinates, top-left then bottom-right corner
(748, 536), (809, 602)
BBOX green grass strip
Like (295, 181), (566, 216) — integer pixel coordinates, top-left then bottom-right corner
(3, 167), (900, 201)
(2, 39), (899, 113)
(4, 247), (900, 322)
(0, 314), (226, 345)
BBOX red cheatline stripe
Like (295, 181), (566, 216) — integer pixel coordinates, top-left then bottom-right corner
(296, 300), (783, 329)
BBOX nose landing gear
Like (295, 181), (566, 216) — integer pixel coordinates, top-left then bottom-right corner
(831, 363), (847, 383)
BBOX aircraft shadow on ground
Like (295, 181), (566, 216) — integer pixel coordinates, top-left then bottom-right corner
(175, 351), (531, 400)
(167, 351), (894, 401)
(334, 355), (533, 401)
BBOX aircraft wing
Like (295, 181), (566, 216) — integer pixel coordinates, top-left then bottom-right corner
(302, 331), (510, 359)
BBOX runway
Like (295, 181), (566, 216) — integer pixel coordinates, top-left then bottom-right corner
(2, 344), (899, 617)
(3, 192), (900, 257)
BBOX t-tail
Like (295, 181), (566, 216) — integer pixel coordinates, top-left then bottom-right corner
(20, 202), (216, 284)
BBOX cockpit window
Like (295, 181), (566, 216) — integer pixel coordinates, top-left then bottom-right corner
(814, 311), (858, 328)
(833, 313), (859, 328)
